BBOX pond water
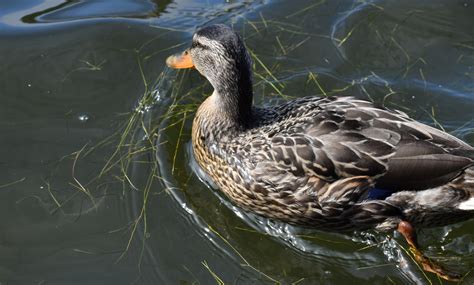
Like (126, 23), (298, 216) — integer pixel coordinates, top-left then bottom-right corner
(1, 0), (473, 284)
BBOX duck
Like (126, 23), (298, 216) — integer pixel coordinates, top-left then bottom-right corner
(166, 24), (474, 281)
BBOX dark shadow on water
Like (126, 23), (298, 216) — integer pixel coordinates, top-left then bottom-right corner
(20, 0), (172, 24)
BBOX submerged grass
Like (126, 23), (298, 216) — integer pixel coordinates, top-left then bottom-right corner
(202, 261), (226, 285)
(55, 44), (203, 274)
(208, 225), (281, 284)
(0, 176), (26, 189)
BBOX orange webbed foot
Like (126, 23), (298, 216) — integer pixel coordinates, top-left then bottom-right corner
(397, 221), (462, 282)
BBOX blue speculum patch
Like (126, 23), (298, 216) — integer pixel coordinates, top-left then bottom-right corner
(367, 187), (395, 200)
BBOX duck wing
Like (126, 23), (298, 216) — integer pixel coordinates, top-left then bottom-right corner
(251, 97), (473, 194)
(376, 138), (473, 190)
(321, 97), (473, 191)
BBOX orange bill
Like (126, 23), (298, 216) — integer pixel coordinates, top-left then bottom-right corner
(166, 50), (194, 69)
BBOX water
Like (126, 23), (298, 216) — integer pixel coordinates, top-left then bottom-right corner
(1, 0), (473, 284)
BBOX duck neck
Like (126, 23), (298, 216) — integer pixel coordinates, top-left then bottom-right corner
(211, 69), (254, 130)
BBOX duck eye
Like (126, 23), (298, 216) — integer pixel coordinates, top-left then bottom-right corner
(192, 41), (207, 50)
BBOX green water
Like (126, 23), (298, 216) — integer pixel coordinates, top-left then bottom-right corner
(1, 0), (473, 284)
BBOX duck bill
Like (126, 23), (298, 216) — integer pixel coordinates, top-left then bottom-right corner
(166, 50), (194, 69)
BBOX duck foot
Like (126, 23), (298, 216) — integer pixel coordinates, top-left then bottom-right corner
(397, 221), (462, 282)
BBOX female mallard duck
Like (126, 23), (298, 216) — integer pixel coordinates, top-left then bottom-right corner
(167, 24), (474, 280)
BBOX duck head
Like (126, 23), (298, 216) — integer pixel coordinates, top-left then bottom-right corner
(166, 24), (253, 126)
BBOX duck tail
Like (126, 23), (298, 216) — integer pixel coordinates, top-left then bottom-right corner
(457, 166), (474, 210)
